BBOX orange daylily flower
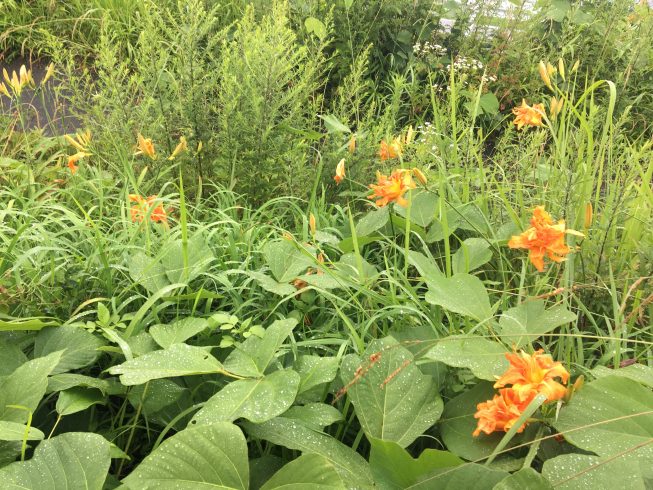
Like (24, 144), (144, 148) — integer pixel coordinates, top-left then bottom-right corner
(379, 137), (402, 160)
(512, 100), (545, 130)
(508, 206), (583, 272)
(368, 169), (415, 207)
(334, 158), (346, 184)
(494, 349), (570, 403)
(473, 388), (535, 437)
(67, 152), (91, 175)
(135, 134), (157, 159)
(129, 194), (168, 225)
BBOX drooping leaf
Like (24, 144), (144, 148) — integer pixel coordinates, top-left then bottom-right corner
(150, 317), (210, 349)
(355, 206), (389, 237)
(224, 318), (297, 377)
(243, 418), (373, 488)
(123, 422), (249, 490)
(425, 273), (493, 321)
(0, 432), (111, 490)
(591, 364), (653, 389)
(452, 238), (493, 274)
(108, 343), (226, 385)
(341, 337), (443, 447)
(261, 453), (345, 489)
(47, 373), (124, 396)
(192, 369), (300, 425)
(0, 351), (63, 423)
(295, 355), (339, 395)
(263, 240), (314, 283)
(282, 403), (343, 430)
(393, 191), (438, 228)
(160, 234), (215, 284)
(128, 379), (193, 429)
(499, 300), (577, 348)
(0, 341), (28, 376)
(318, 114), (351, 134)
(129, 251), (170, 294)
(493, 468), (553, 489)
(542, 453), (646, 489)
(423, 336), (508, 381)
(248, 271), (297, 297)
(34, 326), (105, 374)
(407, 249), (444, 282)
(56, 387), (105, 416)
(0, 422), (44, 441)
(553, 376), (653, 466)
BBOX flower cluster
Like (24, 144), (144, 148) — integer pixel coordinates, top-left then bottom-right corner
(512, 100), (545, 130)
(0, 65), (34, 97)
(65, 130), (93, 175)
(508, 206), (583, 272)
(413, 41), (447, 58)
(447, 55), (484, 72)
(129, 194), (168, 225)
(473, 350), (570, 437)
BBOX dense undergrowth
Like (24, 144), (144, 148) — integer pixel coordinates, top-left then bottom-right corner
(0, 0), (652, 489)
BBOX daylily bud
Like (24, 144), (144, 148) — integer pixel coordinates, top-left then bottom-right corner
(42, 63), (55, 85)
(558, 58), (565, 81)
(0, 82), (9, 98)
(584, 202), (593, 229)
(573, 375), (584, 392)
(546, 62), (556, 77)
(309, 213), (316, 235)
(550, 97), (563, 118)
(347, 134), (356, 154)
(168, 136), (188, 160)
(538, 61), (553, 91)
(412, 167), (427, 185)
(405, 125), (415, 145)
(571, 60), (580, 73)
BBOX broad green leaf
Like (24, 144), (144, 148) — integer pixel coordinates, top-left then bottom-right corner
(355, 206), (389, 237)
(542, 453), (646, 489)
(341, 337), (443, 447)
(128, 379), (192, 429)
(263, 240), (314, 283)
(304, 17), (327, 40)
(295, 355), (339, 394)
(478, 92), (500, 115)
(150, 317), (210, 349)
(161, 234), (215, 284)
(0, 422), (44, 441)
(0, 317), (58, 332)
(335, 253), (378, 280)
(243, 418), (373, 488)
(224, 318), (297, 377)
(499, 300), (577, 348)
(318, 114), (351, 134)
(440, 382), (526, 461)
(250, 456), (284, 490)
(493, 468), (553, 489)
(0, 432), (111, 490)
(108, 343), (225, 385)
(423, 336), (508, 381)
(129, 251), (170, 294)
(248, 271), (296, 297)
(261, 454), (345, 489)
(425, 273), (493, 321)
(0, 351), (63, 423)
(47, 373), (124, 395)
(452, 238), (493, 274)
(0, 341), (27, 376)
(56, 387), (104, 416)
(192, 369), (300, 425)
(406, 249), (443, 281)
(34, 326), (105, 374)
(370, 438), (463, 489)
(123, 422), (249, 490)
(553, 376), (653, 465)
(283, 403), (343, 430)
(591, 364), (653, 389)
(393, 191), (438, 227)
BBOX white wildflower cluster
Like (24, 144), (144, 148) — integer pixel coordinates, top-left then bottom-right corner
(481, 73), (498, 84)
(416, 122), (439, 152)
(447, 56), (484, 72)
(413, 41), (447, 58)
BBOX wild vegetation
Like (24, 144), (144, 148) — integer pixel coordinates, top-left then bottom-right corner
(0, 0), (652, 488)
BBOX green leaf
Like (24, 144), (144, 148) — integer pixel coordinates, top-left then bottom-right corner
(0, 317), (58, 332)
(282, 403), (343, 430)
(304, 17), (327, 40)
(355, 206), (389, 237)
(499, 300), (577, 348)
(318, 114), (351, 134)
(56, 387), (104, 416)
(425, 273), (493, 321)
(123, 423), (249, 490)
(407, 250), (444, 281)
(546, 0), (570, 21)
(129, 251), (170, 294)
(161, 234), (215, 284)
(440, 382), (524, 461)
(34, 326), (105, 374)
(263, 240), (314, 283)
(150, 317), (210, 349)
(493, 468), (553, 489)
(261, 454), (345, 489)
(0, 432), (111, 490)
(192, 369), (300, 425)
(0, 351), (63, 423)
(341, 337), (443, 447)
(224, 318), (297, 377)
(370, 438), (463, 489)
(108, 343), (225, 385)
(553, 376), (653, 466)
(542, 454), (646, 489)
(295, 355), (339, 395)
(452, 238), (493, 274)
(0, 341), (27, 376)
(394, 191), (438, 227)
(248, 271), (297, 297)
(591, 364), (653, 389)
(243, 418), (373, 488)
(128, 379), (192, 429)
(423, 336), (508, 381)
(47, 373), (124, 396)
(0, 422), (44, 441)
(478, 92), (500, 115)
